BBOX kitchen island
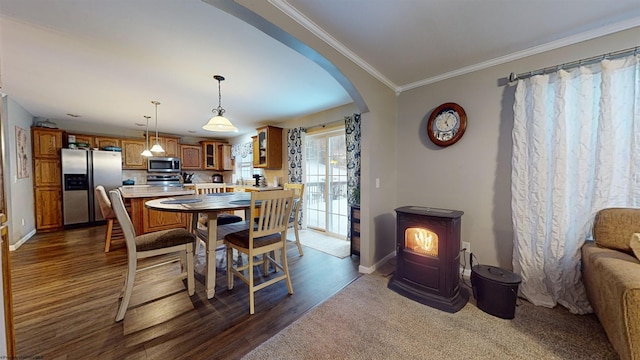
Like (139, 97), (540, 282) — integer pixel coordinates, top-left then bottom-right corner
(119, 185), (195, 234)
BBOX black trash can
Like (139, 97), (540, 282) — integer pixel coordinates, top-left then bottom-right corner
(471, 264), (521, 319)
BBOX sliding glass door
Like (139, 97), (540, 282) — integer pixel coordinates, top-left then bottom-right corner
(304, 129), (348, 238)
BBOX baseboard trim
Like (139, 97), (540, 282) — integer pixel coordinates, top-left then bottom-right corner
(358, 250), (396, 274)
(9, 229), (36, 251)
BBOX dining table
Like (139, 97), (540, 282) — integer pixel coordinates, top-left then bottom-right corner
(145, 191), (255, 299)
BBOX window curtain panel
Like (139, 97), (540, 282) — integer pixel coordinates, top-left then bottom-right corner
(287, 127), (305, 226)
(512, 55), (640, 314)
(345, 113), (361, 206)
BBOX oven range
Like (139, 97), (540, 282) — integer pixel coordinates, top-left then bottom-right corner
(146, 174), (182, 187)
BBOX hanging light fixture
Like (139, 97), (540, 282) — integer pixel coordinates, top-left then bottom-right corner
(202, 75), (238, 132)
(140, 115), (153, 157)
(149, 100), (165, 153)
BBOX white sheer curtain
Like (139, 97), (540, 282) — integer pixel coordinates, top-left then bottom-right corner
(512, 55), (640, 314)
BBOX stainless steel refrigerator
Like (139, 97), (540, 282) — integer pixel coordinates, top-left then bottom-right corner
(61, 148), (122, 226)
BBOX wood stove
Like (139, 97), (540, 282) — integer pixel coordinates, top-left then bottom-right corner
(388, 206), (468, 313)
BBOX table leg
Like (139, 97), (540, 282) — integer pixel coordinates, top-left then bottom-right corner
(205, 210), (219, 299)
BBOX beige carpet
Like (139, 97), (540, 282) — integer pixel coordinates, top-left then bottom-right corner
(243, 272), (617, 360)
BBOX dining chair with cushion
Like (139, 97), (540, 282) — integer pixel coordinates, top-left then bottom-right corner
(95, 185), (123, 252)
(192, 183), (243, 255)
(109, 189), (196, 322)
(224, 189), (295, 314)
(283, 183), (305, 256)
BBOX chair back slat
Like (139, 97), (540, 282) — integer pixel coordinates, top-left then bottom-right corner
(283, 183), (305, 224)
(251, 190), (294, 242)
(195, 183), (226, 194)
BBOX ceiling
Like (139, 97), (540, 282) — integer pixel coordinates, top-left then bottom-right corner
(1, 0), (640, 139)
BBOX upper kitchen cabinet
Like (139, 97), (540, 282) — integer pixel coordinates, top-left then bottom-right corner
(150, 136), (179, 157)
(121, 139), (147, 170)
(94, 136), (121, 149)
(253, 125), (282, 169)
(219, 143), (233, 171)
(69, 133), (95, 148)
(180, 144), (203, 170)
(165, 137), (180, 157)
(32, 127), (63, 158)
(201, 141), (219, 170)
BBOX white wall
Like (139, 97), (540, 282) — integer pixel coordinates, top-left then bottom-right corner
(4, 97), (35, 246)
(397, 27), (640, 269)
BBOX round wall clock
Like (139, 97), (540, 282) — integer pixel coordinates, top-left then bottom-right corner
(427, 102), (467, 147)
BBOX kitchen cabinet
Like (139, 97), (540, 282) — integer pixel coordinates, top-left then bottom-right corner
(126, 196), (189, 234)
(34, 187), (63, 231)
(163, 137), (180, 157)
(151, 136), (179, 157)
(252, 136), (259, 166)
(253, 125), (282, 169)
(34, 158), (61, 187)
(350, 205), (360, 256)
(94, 136), (121, 149)
(121, 139), (147, 169)
(69, 134), (94, 148)
(201, 141), (220, 170)
(32, 127), (64, 231)
(32, 127), (63, 158)
(218, 143), (233, 171)
(180, 144), (203, 170)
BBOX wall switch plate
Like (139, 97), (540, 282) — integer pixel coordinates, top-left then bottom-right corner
(461, 241), (470, 253)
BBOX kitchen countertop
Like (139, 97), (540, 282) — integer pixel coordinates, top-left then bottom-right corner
(182, 183), (283, 192)
(119, 185), (195, 198)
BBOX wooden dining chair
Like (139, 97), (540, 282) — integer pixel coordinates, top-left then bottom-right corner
(224, 189), (295, 314)
(192, 183), (243, 254)
(95, 185), (122, 252)
(109, 189), (196, 322)
(283, 183), (305, 256)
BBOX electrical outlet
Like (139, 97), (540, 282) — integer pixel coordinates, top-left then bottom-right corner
(21, 218), (25, 226)
(461, 241), (470, 253)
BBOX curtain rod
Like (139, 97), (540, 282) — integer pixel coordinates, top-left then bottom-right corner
(508, 45), (640, 82)
(304, 118), (344, 132)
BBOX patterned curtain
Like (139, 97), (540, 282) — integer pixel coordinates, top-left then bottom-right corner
(231, 142), (252, 160)
(287, 127), (305, 183)
(287, 127), (305, 226)
(345, 114), (361, 206)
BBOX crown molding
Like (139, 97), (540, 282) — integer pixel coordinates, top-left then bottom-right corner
(268, 0), (398, 92)
(270, 0), (640, 93)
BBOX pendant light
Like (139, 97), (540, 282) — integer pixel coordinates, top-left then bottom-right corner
(149, 100), (165, 153)
(140, 115), (153, 157)
(202, 75), (238, 132)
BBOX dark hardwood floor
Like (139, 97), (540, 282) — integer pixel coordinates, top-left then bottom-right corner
(10, 225), (360, 359)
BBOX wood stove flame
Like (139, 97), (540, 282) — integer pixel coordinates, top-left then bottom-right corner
(406, 228), (438, 257)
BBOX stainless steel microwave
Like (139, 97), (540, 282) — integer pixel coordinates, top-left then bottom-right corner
(147, 157), (181, 173)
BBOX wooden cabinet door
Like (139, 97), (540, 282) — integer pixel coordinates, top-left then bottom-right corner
(128, 197), (187, 234)
(34, 187), (62, 230)
(32, 128), (63, 158)
(252, 136), (259, 167)
(162, 137), (180, 157)
(180, 144), (202, 170)
(34, 159), (61, 187)
(219, 143), (233, 171)
(94, 137), (121, 149)
(121, 139), (147, 169)
(201, 141), (218, 170)
(70, 134), (95, 148)
(254, 126), (282, 169)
